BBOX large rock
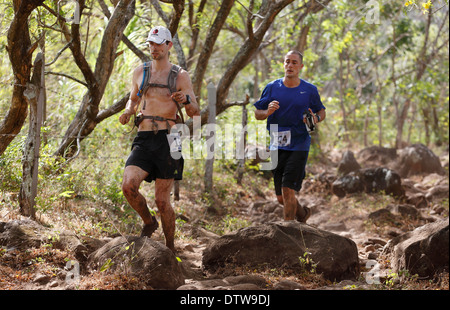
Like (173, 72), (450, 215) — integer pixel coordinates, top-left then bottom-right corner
(395, 144), (445, 177)
(331, 174), (364, 197)
(357, 146), (397, 168)
(382, 218), (449, 278)
(202, 221), (359, 282)
(0, 220), (99, 262)
(359, 168), (404, 196)
(88, 236), (185, 289)
(332, 167), (404, 198)
(0, 219), (49, 250)
(337, 150), (361, 175)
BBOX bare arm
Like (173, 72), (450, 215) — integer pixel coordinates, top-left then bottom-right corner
(171, 70), (200, 118)
(119, 66), (142, 125)
(254, 100), (280, 120)
(254, 109), (270, 120)
(316, 108), (326, 123)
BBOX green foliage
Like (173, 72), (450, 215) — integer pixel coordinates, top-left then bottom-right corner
(0, 136), (24, 191)
(100, 258), (114, 273)
(0, 0), (448, 237)
(298, 251), (317, 274)
(204, 214), (250, 236)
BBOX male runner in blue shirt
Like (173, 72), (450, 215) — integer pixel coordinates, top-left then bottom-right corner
(254, 50), (326, 222)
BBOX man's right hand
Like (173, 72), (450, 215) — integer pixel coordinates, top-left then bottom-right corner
(119, 112), (132, 125)
(267, 100), (280, 116)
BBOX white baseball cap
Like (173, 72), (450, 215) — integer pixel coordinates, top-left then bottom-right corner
(146, 26), (172, 44)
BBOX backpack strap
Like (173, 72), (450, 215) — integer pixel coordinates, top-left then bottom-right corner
(168, 64), (185, 124)
(168, 64), (181, 93)
(137, 62), (151, 98)
(138, 62), (179, 96)
(135, 62), (185, 125)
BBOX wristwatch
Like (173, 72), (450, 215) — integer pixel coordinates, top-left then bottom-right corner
(183, 94), (191, 105)
(315, 113), (321, 122)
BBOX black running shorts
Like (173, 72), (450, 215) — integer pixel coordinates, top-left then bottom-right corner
(272, 149), (309, 196)
(125, 130), (183, 183)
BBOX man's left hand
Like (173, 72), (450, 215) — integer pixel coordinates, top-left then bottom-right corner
(171, 91), (186, 104)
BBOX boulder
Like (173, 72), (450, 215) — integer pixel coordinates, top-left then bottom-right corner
(382, 218), (449, 278)
(337, 150), (361, 175)
(386, 204), (420, 219)
(88, 236), (185, 289)
(52, 230), (91, 262)
(331, 167), (404, 198)
(357, 146), (397, 168)
(359, 168), (404, 197)
(0, 219), (49, 250)
(368, 204), (421, 226)
(368, 208), (398, 224)
(202, 221), (360, 282)
(0, 220), (106, 263)
(395, 144), (445, 177)
(405, 192), (429, 209)
(426, 184), (449, 201)
(331, 174), (364, 197)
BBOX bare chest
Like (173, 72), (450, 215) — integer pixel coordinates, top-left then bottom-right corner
(141, 69), (173, 104)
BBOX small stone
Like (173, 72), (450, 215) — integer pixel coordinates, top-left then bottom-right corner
(33, 274), (51, 284)
(48, 280), (59, 288)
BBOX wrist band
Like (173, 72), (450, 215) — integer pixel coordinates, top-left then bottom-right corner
(315, 114), (321, 122)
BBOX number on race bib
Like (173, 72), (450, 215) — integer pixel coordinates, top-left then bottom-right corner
(272, 130), (291, 147)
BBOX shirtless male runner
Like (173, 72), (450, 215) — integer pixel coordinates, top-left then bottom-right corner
(119, 26), (200, 253)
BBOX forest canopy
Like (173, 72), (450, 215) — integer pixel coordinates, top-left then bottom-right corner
(0, 0), (449, 216)
(1, 0), (448, 152)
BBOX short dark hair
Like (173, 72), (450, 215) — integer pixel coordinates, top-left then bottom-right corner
(286, 50), (303, 63)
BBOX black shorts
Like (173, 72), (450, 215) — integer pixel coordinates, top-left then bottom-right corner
(125, 130), (183, 183)
(273, 149), (309, 196)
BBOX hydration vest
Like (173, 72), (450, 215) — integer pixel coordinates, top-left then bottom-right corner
(135, 61), (185, 127)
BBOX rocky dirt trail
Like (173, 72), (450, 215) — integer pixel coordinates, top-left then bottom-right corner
(1, 144), (448, 291)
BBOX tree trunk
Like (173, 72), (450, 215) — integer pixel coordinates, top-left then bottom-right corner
(192, 0), (235, 99)
(204, 82), (217, 193)
(431, 100), (443, 146)
(0, 0), (45, 156)
(395, 98), (410, 148)
(236, 104), (248, 185)
(338, 53), (349, 144)
(19, 52), (45, 219)
(296, 25), (310, 53)
(186, 0), (208, 69)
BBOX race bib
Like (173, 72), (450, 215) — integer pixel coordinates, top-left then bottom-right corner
(272, 130), (291, 148)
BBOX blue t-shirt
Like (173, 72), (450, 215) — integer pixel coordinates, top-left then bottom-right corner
(254, 78), (325, 151)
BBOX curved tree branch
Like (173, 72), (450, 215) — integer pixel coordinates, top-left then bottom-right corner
(55, 0), (135, 158)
